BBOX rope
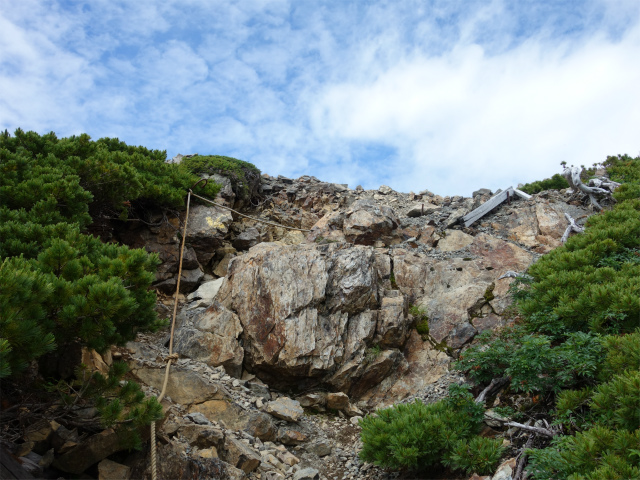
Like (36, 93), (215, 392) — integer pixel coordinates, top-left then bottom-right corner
(190, 191), (311, 232)
(150, 184), (308, 478)
(151, 190), (193, 480)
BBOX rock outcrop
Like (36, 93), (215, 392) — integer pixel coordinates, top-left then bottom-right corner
(126, 172), (592, 406)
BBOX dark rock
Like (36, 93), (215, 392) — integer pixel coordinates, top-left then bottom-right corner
(243, 412), (277, 442)
(472, 188), (492, 198)
(232, 227), (262, 251)
(53, 429), (122, 474)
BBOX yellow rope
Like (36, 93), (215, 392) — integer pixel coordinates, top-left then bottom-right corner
(151, 190), (193, 480)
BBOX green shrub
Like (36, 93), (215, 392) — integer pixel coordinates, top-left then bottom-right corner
(49, 362), (163, 450)
(456, 328), (604, 394)
(516, 194), (640, 335)
(527, 427), (640, 480)
(443, 436), (506, 475)
(359, 385), (490, 473)
(365, 344), (382, 362)
(0, 129), (220, 221)
(526, 331), (640, 479)
(520, 173), (570, 194)
(180, 154), (260, 202)
(0, 129), (219, 377)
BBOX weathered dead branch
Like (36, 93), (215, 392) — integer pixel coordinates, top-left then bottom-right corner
(562, 166), (617, 211)
(504, 421), (556, 438)
(475, 377), (510, 404)
(561, 213), (585, 243)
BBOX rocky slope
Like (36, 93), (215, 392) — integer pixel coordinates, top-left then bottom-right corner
(14, 172), (597, 479)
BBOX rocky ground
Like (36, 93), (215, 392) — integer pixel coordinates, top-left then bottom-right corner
(6, 170), (610, 479)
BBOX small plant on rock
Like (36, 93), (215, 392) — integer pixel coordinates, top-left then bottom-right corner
(410, 305), (430, 337)
(365, 344), (382, 363)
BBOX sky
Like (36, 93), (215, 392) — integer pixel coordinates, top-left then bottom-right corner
(1, 0), (639, 197)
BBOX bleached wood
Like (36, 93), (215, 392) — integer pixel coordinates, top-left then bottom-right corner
(475, 377), (509, 404)
(562, 166), (611, 211)
(513, 188), (532, 200)
(561, 213), (585, 243)
(498, 270), (520, 280)
(589, 178), (621, 191)
(504, 421), (556, 438)
(463, 187), (514, 227)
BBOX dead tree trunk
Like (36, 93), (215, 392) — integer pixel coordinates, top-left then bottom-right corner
(562, 166), (615, 211)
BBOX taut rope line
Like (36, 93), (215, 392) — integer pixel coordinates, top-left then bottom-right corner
(189, 191), (311, 232)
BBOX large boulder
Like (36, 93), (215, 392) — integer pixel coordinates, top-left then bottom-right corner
(176, 242), (412, 393)
(342, 199), (400, 245)
(173, 301), (244, 377)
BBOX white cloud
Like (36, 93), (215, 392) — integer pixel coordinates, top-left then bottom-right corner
(311, 19), (640, 195)
(0, 0), (638, 196)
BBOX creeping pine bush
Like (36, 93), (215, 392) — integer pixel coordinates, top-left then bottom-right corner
(0, 129), (228, 376)
(455, 156), (640, 480)
(47, 361), (163, 450)
(0, 129), (261, 449)
(519, 173), (570, 194)
(456, 328), (604, 394)
(527, 329), (640, 480)
(359, 385), (504, 475)
(180, 154), (260, 202)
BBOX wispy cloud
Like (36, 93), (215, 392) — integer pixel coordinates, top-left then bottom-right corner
(1, 0), (638, 195)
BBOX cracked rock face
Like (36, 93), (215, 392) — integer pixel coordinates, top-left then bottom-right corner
(177, 241), (413, 393)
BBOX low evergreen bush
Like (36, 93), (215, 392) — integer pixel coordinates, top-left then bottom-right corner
(442, 436), (506, 475)
(359, 385), (500, 474)
(519, 173), (569, 194)
(0, 129), (237, 376)
(455, 155), (640, 479)
(180, 154), (260, 202)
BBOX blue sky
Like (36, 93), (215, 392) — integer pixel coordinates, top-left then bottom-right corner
(1, 0), (639, 196)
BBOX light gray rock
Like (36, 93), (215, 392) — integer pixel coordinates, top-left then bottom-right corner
(296, 393), (326, 408)
(187, 278), (224, 300)
(187, 277), (225, 304)
(173, 301), (244, 377)
(293, 467), (320, 480)
(187, 205), (234, 265)
(223, 436), (261, 473)
(406, 203), (439, 217)
(306, 440), (332, 457)
(472, 188), (492, 198)
(264, 397), (304, 422)
(186, 412), (212, 425)
(155, 267), (204, 294)
(343, 199), (400, 245)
